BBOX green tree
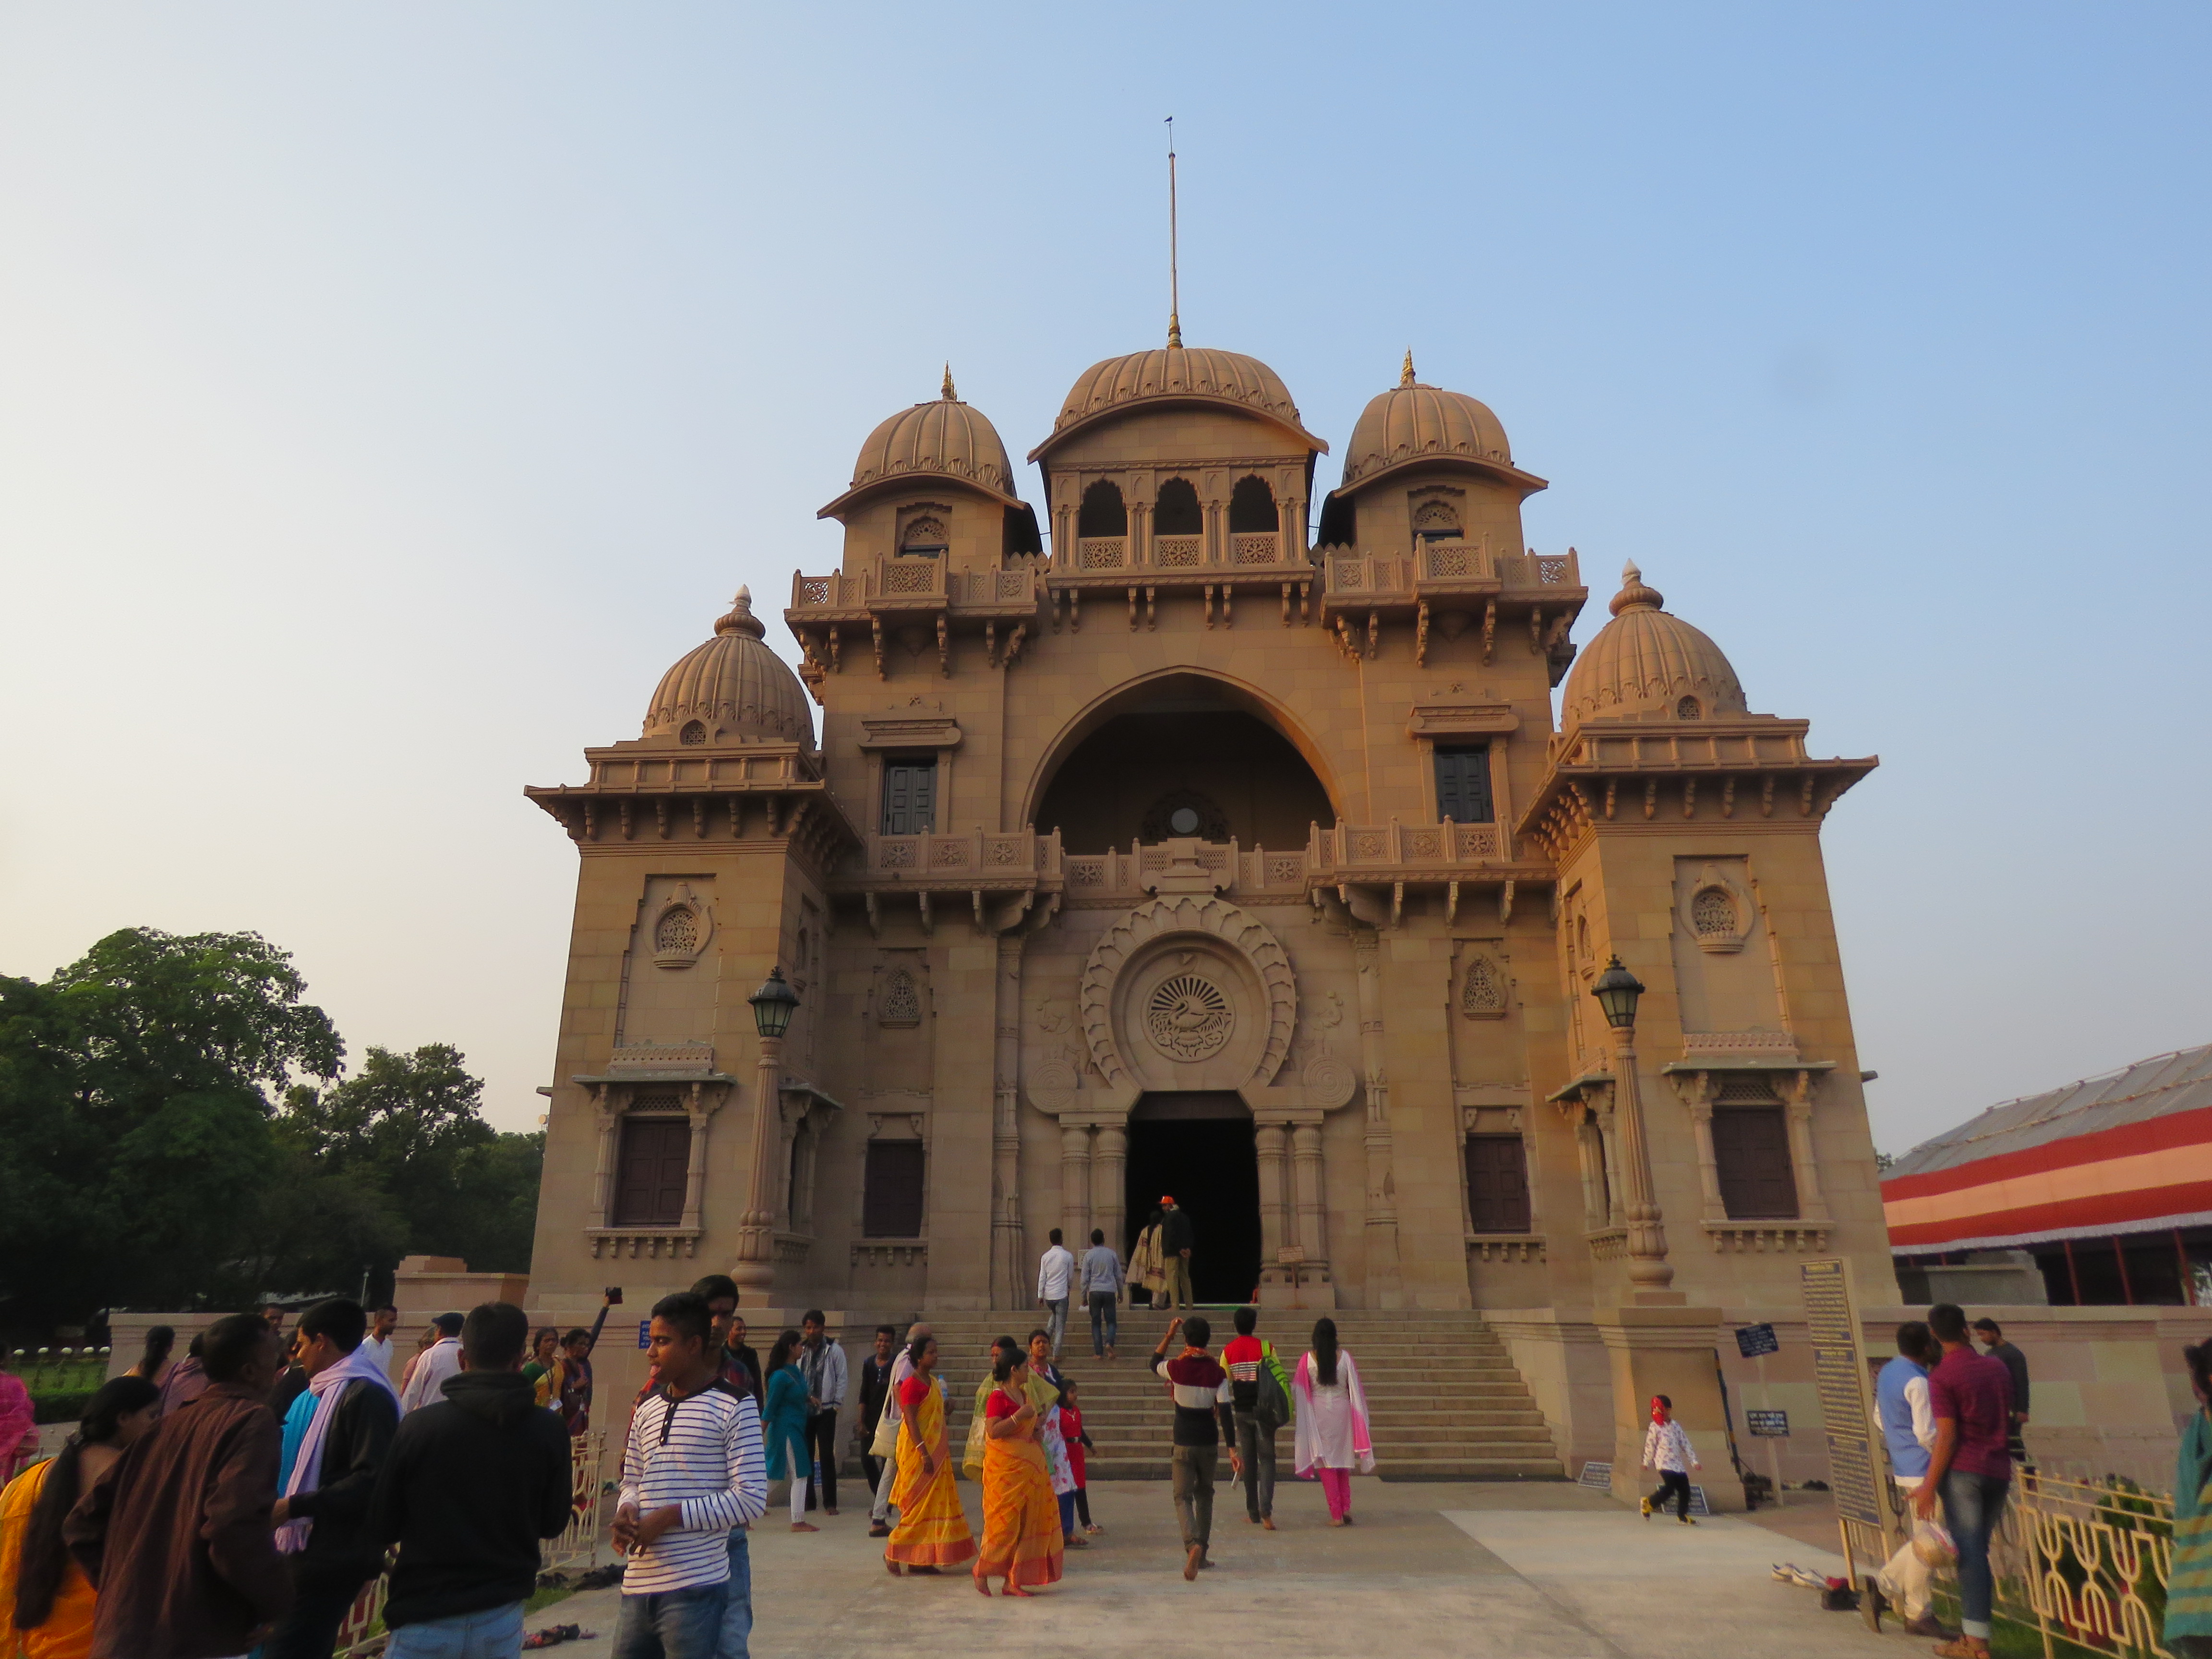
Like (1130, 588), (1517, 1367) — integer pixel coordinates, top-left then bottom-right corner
(0, 929), (343, 1319)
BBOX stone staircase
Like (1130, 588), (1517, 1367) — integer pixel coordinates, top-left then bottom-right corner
(908, 1308), (1563, 1481)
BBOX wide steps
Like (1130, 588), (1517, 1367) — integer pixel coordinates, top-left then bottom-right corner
(908, 1308), (1563, 1481)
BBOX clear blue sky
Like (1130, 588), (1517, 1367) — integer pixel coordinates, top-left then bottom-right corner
(3, 4), (2205, 1153)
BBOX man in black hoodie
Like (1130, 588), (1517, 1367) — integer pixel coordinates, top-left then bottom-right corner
(368, 1300), (573, 1658)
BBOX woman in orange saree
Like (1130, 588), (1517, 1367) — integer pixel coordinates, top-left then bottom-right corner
(973, 1351), (1064, 1598)
(885, 1335), (975, 1575)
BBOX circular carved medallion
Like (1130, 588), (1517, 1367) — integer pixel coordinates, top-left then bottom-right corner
(1145, 974), (1233, 1062)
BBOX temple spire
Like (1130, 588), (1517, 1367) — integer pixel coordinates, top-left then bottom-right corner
(1401, 349), (1417, 389)
(1165, 116), (1182, 348)
(941, 363), (957, 401)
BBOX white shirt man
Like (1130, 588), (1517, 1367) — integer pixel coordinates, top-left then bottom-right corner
(398, 1322), (463, 1413)
(361, 1306), (398, 1380)
(1036, 1232), (1077, 1358)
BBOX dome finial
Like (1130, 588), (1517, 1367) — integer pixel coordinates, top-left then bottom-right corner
(1609, 560), (1665, 617)
(714, 585), (766, 639)
(1400, 349), (1416, 389)
(941, 363), (957, 401)
(1167, 309), (1182, 349)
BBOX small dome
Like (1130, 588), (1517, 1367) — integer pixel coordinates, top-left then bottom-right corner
(1031, 344), (1324, 458)
(1339, 352), (1528, 491)
(824, 369), (1021, 516)
(643, 588), (815, 750)
(1561, 563), (1748, 729)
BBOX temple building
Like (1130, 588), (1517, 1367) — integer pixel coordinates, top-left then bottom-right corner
(522, 339), (1894, 1489)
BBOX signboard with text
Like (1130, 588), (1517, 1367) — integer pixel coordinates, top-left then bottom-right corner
(1746, 1408), (1791, 1438)
(1801, 1257), (1898, 1573)
(1735, 1322), (1780, 1358)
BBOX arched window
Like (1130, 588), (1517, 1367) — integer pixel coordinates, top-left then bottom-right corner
(1411, 498), (1463, 542)
(1154, 478), (1202, 535)
(1078, 481), (1127, 538)
(1675, 695), (1702, 719)
(1228, 476), (1277, 534)
(901, 514), (947, 557)
(1692, 888), (1737, 939)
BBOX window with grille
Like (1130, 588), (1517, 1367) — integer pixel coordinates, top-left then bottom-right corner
(612, 1116), (689, 1227)
(880, 759), (937, 836)
(1713, 1105), (1798, 1219)
(863, 1140), (926, 1238)
(1464, 1134), (1532, 1233)
(1435, 745), (1493, 824)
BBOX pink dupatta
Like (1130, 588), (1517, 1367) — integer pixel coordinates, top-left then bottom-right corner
(1291, 1348), (1374, 1477)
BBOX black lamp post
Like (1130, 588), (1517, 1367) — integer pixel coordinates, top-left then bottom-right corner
(735, 965), (800, 1288)
(1589, 953), (1674, 1299)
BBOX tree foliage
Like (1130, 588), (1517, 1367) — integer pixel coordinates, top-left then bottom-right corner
(0, 928), (539, 1327)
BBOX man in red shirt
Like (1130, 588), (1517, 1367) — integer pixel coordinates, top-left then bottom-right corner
(1912, 1302), (2014, 1659)
(1150, 1316), (1240, 1580)
(1218, 1306), (1288, 1529)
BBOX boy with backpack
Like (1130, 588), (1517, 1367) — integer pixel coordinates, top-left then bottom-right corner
(1220, 1306), (1295, 1529)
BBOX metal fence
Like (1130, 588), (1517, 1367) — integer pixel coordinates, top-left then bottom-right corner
(5, 1347), (111, 1391)
(334, 1431), (605, 1658)
(1946, 1471), (2179, 1659)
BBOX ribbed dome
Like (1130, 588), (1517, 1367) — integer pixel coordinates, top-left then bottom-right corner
(1338, 353), (1531, 493)
(830, 371), (1020, 513)
(1561, 564), (1748, 729)
(1033, 345), (1324, 457)
(643, 589), (815, 750)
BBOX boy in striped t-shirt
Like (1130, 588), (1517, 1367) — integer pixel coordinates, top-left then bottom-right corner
(613, 1292), (768, 1659)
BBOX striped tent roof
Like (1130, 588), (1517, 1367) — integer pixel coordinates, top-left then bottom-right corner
(1881, 1044), (2212, 1254)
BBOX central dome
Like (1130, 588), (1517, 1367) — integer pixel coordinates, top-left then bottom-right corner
(1560, 564), (1747, 730)
(1031, 345), (1324, 459)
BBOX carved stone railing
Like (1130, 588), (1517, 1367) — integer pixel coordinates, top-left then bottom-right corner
(1467, 1235), (1546, 1264)
(587, 1228), (702, 1260)
(1152, 534), (1202, 566)
(852, 1240), (927, 1268)
(1231, 532), (1279, 564)
(1058, 839), (1309, 905)
(1586, 1226), (1628, 1262)
(1309, 819), (1506, 872)
(1079, 537), (1126, 569)
(860, 828), (1061, 883)
(1701, 1221), (1830, 1253)
(787, 562), (1038, 616)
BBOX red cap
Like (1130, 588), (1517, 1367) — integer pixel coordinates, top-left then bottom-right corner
(1160, 1195), (1175, 1205)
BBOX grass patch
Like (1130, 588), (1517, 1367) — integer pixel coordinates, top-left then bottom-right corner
(524, 1585), (575, 1616)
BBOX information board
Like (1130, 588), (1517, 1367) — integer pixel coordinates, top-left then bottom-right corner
(1746, 1408), (1790, 1438)
(637, 1319), (651, 1350)
(1735, 1322), (1780, 1358)
(1801, 1258), (1889, 1543)
(1576, 1461), (1613, 1491)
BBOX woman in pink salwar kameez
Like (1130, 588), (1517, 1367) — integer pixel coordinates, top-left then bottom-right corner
(1292, 1317), (1373, 1525)
(0, 1370), (37, 1486)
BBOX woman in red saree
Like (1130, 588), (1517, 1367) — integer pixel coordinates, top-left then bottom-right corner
(885, 1334), (975, 1575)
(973, 1350), (1064, 1598)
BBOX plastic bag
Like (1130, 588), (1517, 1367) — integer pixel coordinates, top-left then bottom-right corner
(1911, 1515), (1957, 1566)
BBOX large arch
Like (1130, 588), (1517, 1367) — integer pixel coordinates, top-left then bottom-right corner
(1020, 668), (1344, 845)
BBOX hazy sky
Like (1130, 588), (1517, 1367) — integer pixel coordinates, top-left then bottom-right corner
(3, 5), (2206, 1154)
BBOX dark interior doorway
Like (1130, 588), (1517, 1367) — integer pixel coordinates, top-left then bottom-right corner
(1124, 1099), (1261, 1304)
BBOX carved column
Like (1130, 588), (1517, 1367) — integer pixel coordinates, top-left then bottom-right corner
(1092, 1122), (1127, 1255)
(1351, 929), (1404, 1299)
(1607, 1019), (1677, 1301)
(1254, 1119), (1289, 1264)
(589, 1085), (619, 1230)
(1595, 1094), (1625, 1226)
(1780, 1070), (1831, 1223)
(680, 1082), (711, 1236)
(991, 931), (1027, 1310)
(1291, 1120), (1328, 1265)
(732, 1038), (784, 1291)
(1670, 1070), (1727, 1222)
(1059, 1123), (1094, 1252)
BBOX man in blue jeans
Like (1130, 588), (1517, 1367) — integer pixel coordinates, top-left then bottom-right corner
(613, 1293), (767, 1659)
(1913, 1301), (2015, 1659)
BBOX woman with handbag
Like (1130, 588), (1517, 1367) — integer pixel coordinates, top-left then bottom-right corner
(1292, 1317), (1374, 1526)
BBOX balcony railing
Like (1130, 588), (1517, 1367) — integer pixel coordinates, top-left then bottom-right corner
(788, 562), (1037, 614)
(857, 828), (1062, 882)
(1060, 840), (1310, 902)
(1308, 819), (1506, 872)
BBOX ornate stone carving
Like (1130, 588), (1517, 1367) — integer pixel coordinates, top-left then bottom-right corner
(1301, 1050), (1358, 1110)
(1460, 952), (1509, 1019)
(1681, 862), (1754, 955)
(1078, 896), (1297, 1092)
(1145, 974), (1232, 1061)
(648, 882), (712, 969)
(878, 968), (923, 1027)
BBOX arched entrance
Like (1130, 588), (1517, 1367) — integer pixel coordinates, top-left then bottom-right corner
(1027, 672), (1338, 851)
(1124, 1093), (1262, 1305)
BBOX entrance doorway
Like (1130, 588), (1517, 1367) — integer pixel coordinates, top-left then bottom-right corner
(1123, 1095), (1261, 1304)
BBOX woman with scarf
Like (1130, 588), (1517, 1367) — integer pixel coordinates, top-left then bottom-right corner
(520, 1328), (561, 1409)
(1023, 1331), (1083, 1549)
(2166, 1342), (2212, 1656)
(762, 1329), (817, 1534)
(1292, 1317), (1374, 1527)
(1129, 1211), (1167, 1309)
(265, 1298), (402, 1659)
(0, 1376), (160, 1658)
(0, 1375), (32, 1493)
(884, 1334), (974, 1576)
(973, 1350), (1063, 1598)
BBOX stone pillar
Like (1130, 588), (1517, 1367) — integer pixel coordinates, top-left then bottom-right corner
(1059, 1123), (1093, 1250)
(1596, 1099), (1624, 1226)
(1781, 1071), (1831, 1223)
(1291, 1120), (1327, 1264)
(991, 931), (1027, 1310)
(1255, 1119), (1289, 1263)
(1351, 929), (1404, 1304)
(680, 1084), (711, 1236)
(1606, 1020), (1677, 1303)
(1092, 1121), (1127, 1255)
(1671, 1071), (1727, 1222)
(731, 1036), (784, 1292)
(589, 1086), (618, 1229)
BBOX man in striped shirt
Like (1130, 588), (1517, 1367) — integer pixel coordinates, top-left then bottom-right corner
(613, 1292), (767, 1659)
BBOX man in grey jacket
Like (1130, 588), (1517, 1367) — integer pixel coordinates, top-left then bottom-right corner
(1081, 1229), (1126, 1359)
(797, 1310), (847, 1515)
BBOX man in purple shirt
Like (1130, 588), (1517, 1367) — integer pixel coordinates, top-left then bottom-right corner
(1912, 1302), (2014, 1659)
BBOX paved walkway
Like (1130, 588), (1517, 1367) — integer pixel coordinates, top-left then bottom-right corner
(525, 1479), (1914, 1658)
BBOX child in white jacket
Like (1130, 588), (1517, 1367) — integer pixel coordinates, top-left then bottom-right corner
(1639, 1394), (1701, 1524)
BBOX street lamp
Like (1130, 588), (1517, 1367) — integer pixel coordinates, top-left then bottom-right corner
(748, 967), (799, 1039)
(733, 966), (800, 1290)
(1589, 954), (1675, 1299)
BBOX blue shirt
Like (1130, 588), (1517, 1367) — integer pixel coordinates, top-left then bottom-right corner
(1876, 1354), (1930, 1479)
